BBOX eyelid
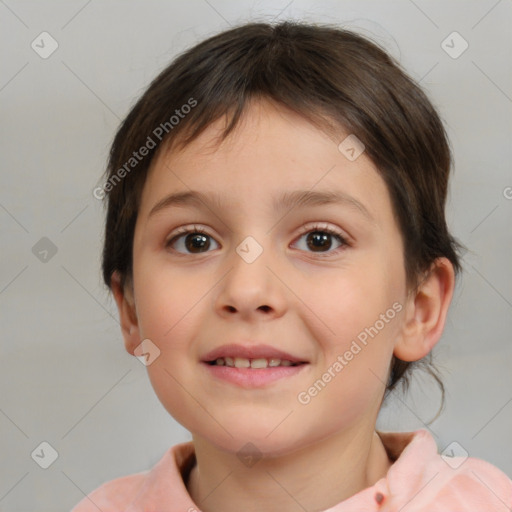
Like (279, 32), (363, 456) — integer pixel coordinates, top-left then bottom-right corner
(296, 221), (348, 238)
(165, 224), (213, 245)
(166, 223), (348, 242)
(295, 222), (351, 244)
(170, 224), (211, 237)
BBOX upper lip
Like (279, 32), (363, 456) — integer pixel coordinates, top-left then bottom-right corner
(201, 344), (308, 363)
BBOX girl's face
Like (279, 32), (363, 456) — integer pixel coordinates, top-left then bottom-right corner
(129, 99), (409, 455)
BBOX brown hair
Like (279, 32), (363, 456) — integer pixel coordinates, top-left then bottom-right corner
(99, 21), (464, 416)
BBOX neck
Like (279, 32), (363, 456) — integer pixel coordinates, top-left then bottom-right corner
(186, 426), (392, 512)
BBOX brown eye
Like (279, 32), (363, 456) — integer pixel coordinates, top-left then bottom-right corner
(306, 231), (334, 252)
(166, 228), (220, 254)
(183, 233), (211, 253)
(293, 226), (347, 256)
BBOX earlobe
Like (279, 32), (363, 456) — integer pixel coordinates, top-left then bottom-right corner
(111, 271), (140, 356)
(394, 258), (455, 362)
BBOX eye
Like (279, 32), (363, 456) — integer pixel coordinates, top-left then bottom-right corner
(292, 223), (349, 256)
(165, 225), (220, 255)
(165, 223), (349, 257)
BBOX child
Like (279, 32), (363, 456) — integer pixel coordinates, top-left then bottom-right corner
(73, 21), (512, 511)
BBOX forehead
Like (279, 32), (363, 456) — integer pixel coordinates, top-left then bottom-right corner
(138, 99), (394, 229)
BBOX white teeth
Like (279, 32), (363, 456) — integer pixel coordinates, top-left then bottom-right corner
(234, 357), (250, 368)
(250, 358), (268, 369)
(211, 357), (299, 368)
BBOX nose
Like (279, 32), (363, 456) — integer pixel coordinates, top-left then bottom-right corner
(212, 239), (287, 322)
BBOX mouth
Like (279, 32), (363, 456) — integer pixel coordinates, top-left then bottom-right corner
(201, 358), (309, 389)
(201, 343), (308, 367)
(205, 357), (306, 368)
(200, 343), (309, 388)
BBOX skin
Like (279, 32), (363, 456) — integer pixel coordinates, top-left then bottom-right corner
(112, 98), (455, 512)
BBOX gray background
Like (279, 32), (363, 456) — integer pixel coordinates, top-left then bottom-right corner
(1, 1), (511, 510)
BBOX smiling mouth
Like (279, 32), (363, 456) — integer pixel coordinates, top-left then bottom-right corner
(206, 357), (307, 368)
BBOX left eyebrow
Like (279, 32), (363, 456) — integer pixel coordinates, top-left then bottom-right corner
(148, 189), (376, 224)
(273, 189), (375, 224)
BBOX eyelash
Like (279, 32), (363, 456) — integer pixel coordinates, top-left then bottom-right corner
(165, 223), (350, 258)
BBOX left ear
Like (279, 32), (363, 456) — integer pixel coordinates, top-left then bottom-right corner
(394, 257), (455, 361)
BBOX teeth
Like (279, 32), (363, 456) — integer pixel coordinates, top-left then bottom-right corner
(234, 357), (250, 368)
(211, 357), (299, 368)
(250, 358), (268, 369)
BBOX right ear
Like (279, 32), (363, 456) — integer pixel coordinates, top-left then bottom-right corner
(111, 271), (140, 356)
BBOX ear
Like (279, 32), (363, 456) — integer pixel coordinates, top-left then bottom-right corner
(111, 271), (140, 356)
(394, 257), (455, 361)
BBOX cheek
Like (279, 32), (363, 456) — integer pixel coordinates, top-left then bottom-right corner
(306, 261), (401, 389)
(133, 264), (208, 432)
(316, 264), (397, 340)
(133, 256), (203, 340)
(295, 274), (398, 429)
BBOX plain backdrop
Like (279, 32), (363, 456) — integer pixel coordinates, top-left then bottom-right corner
(0, 1), (511, 510)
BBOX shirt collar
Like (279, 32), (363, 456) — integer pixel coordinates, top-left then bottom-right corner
(125, 429), (512, 511)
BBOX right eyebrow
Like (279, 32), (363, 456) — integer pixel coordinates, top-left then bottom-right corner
(148, 190), (225, 218)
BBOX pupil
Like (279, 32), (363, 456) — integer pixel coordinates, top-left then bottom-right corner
(186, 233), (210, 252)
(307, 231), (331, 252)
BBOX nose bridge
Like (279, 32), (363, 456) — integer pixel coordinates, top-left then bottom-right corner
(235, 234), (266, 266)
(230, 232), (271, 297)
(213, 230), (286, 318)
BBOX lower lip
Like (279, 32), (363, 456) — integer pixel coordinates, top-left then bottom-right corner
(201, 362), (309, 388)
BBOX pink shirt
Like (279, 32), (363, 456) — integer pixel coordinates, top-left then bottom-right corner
(71, 429), (512, 511)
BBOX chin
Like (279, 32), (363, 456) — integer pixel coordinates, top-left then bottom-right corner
(202, 425), (308, 460)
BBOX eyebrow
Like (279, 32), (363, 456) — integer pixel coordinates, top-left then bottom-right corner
(148, 189), (375, 223)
